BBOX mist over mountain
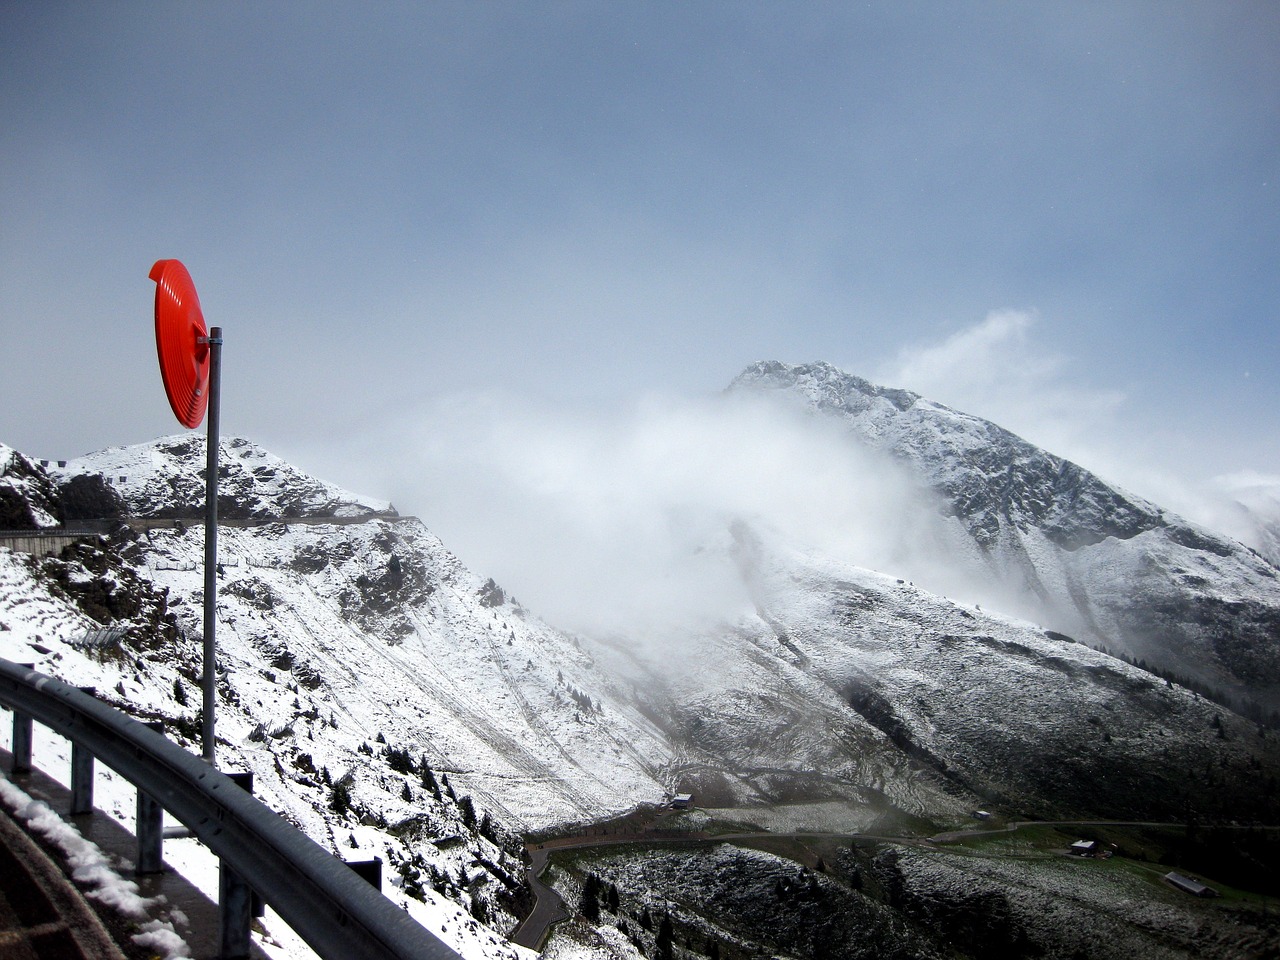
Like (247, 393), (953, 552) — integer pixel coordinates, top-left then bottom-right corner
(3, 361), (1279, 958)
(316, 361), (1280, 716)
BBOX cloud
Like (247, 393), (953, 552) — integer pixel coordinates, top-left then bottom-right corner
(875, 310), (1128, 465)
(328, 389), (967, 640)
(1147, 471), (1280, 564)
(873, 310), (1280, 559)
(287, 312), (1274, 652)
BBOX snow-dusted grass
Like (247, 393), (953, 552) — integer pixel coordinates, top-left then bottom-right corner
(877, 844), (1271, 960)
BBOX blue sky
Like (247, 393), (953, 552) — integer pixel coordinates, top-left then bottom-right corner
(2, 3), (1277, 519)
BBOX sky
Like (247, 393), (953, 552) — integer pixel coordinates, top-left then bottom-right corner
(2, 3), (1278, 569)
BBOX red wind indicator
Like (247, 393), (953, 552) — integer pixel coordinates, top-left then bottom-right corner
(150, 259), (210, 428)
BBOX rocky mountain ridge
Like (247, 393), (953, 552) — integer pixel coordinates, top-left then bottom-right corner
(730, 361), (1280, 715)
(50, 434), (393, 521)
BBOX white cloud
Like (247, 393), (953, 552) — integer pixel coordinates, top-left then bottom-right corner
(874, 310), (1280, 559)
(875, 310), (1127, 465)
(289, 311), (1278, 648)
(329, 389), (961, 639)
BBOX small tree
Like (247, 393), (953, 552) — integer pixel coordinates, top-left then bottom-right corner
(330, 780), (353, 817)
(385, 745), (414, 774)
(656, 913), (673, 960)
(458, 795), (476, 829)
(579, 872), (601, 921)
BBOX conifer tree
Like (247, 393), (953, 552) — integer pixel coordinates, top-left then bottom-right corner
(579, 872), (601, 921)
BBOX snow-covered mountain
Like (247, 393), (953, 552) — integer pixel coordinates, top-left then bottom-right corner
(659, 521), (1278, 822)
(731, 361), (1280, 716)
(1, 437), (677, 958)
(36, 437), (675, 830)
(5, 414), (1278, 831)
(4, 387), (1280, 958)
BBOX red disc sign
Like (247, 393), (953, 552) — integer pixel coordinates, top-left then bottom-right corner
(150, 259), (210, 428)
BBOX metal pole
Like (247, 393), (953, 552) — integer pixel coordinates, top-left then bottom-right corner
(203, 326), (223, 766)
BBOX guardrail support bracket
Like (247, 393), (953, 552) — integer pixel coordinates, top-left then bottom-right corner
(70, 741), (95, 815)
(11, 711), (33, 774)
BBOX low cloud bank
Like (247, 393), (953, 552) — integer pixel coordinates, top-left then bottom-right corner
(346, 389), (980, 638)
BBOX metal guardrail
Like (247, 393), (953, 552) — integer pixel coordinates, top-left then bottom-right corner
(0, 658), (461, 960)
(0, 529), (109, 558)
(0, 527), (110, 538)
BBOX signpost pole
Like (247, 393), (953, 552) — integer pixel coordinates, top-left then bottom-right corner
(202, 327), (223, 766)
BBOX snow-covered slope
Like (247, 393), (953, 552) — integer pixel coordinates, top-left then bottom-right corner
(731, 361), (1280, 714)
(27, 437), (676, 830)
(0, 540), (535, 960)
(5, 427), (1280, 958)
(586, 519), (1280, 825)
(1, 436), (677, 958)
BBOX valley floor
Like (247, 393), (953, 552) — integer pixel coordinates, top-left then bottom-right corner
(526, 805), (1280, 960)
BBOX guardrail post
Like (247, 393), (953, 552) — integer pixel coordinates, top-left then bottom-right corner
(346, 857), (383, 891)
(11, 664), (34, 774)
(70, 741), (94, 814)
(69, 687), (97, 814)
(11, 710), (33, 774)
(219, 861), (253, 960)
(137, 721), (165, 874)
(224, 772), (264, 917)
(218, 769), (260, 955)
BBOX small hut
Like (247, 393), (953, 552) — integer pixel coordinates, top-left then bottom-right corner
(1164, 872), (1217, 897)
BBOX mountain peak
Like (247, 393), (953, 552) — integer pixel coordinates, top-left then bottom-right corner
(52, 435), (392, 522)
(732, 359), (1165, 549)
(732, 360), (924, 414)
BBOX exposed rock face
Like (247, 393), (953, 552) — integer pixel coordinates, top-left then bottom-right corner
(0, 443), (64, 528)
(57, 473), (126, 523)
